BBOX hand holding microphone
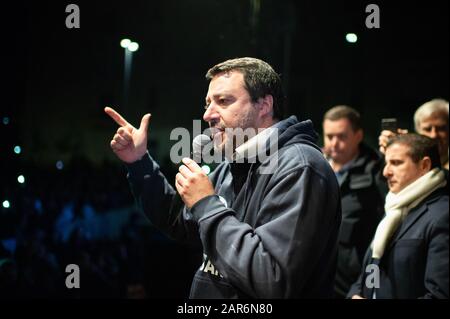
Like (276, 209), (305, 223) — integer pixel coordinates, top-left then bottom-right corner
(175, 134), (215, 209)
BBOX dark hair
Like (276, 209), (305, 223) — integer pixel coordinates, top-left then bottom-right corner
(206, 57), (285, 120)
(386, 133), (441, 169)
(323, 105), (362, 132)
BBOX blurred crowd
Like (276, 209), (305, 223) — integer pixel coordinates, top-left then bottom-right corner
(0, 157), (201, 298)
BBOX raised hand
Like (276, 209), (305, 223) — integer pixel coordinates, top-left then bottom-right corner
(378, 128), (408, 154)
(104, 107), (151, 163)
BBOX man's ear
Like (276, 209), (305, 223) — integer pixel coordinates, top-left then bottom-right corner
(258, 95), (274, 118)
(420, 156), (432, 173)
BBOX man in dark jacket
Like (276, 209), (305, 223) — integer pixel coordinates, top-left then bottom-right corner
(348, 134), (448, 299)
(323, 105), (387, 298)
(105, 57), (341, 298)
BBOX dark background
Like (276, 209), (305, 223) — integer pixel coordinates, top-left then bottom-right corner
(0, 0), (448, 299)
(2, 0), (448, 165)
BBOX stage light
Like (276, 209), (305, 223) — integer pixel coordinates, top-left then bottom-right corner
(56, 160), (64, 170)
(14, 145), (21, 154)
(2, 200), (10, 209)
(17, 175), (25, 184)
(346, 33), (358, 43)
(128, 42), (139, 52)
(120, 39), (131, 48)
(2, 117), (9, 125)
(201, 164), (211, 175)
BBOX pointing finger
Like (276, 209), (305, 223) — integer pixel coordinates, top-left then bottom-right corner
(105, 107), (130, 127)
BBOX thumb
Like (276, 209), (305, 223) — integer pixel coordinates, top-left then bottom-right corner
(139, 113), (151, 132)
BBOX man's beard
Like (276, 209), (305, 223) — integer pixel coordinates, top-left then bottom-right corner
(209, 118), (257, 159)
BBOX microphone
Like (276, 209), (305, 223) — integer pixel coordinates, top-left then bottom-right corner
(192, 134), (212, 163)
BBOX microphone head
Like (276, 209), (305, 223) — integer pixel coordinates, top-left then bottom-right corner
(192, 134), (211, 162)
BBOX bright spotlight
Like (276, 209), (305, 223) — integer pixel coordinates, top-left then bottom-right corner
(17, 175), (25, 184)
(128, 42), (139, 52)
(14, 145), (21, 154)
(120, 39), (131, 48)
(345, 33), (358, 43)
(2, 200), (10, 209)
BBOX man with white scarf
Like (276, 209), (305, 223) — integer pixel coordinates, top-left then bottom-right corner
(348, 133), (449, 299)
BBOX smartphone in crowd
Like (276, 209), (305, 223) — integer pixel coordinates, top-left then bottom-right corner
(381, 118), (398, 132)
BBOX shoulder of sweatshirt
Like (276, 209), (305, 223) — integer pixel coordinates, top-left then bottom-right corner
(263, 142), (333, 178)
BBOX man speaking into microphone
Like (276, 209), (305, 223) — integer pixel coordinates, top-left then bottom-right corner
(105, 57), (341, 298)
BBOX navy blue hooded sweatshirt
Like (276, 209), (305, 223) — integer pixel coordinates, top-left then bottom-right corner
(126, 116), (341, 298)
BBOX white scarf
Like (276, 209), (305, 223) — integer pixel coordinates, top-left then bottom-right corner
(372, 167), (447, 259)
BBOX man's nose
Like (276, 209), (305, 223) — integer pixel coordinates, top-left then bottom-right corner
(383, 165), (391, 178)
(428, 127), (438, 139)
(330, 137), (339, 148)
(203, 104), (219, 123)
